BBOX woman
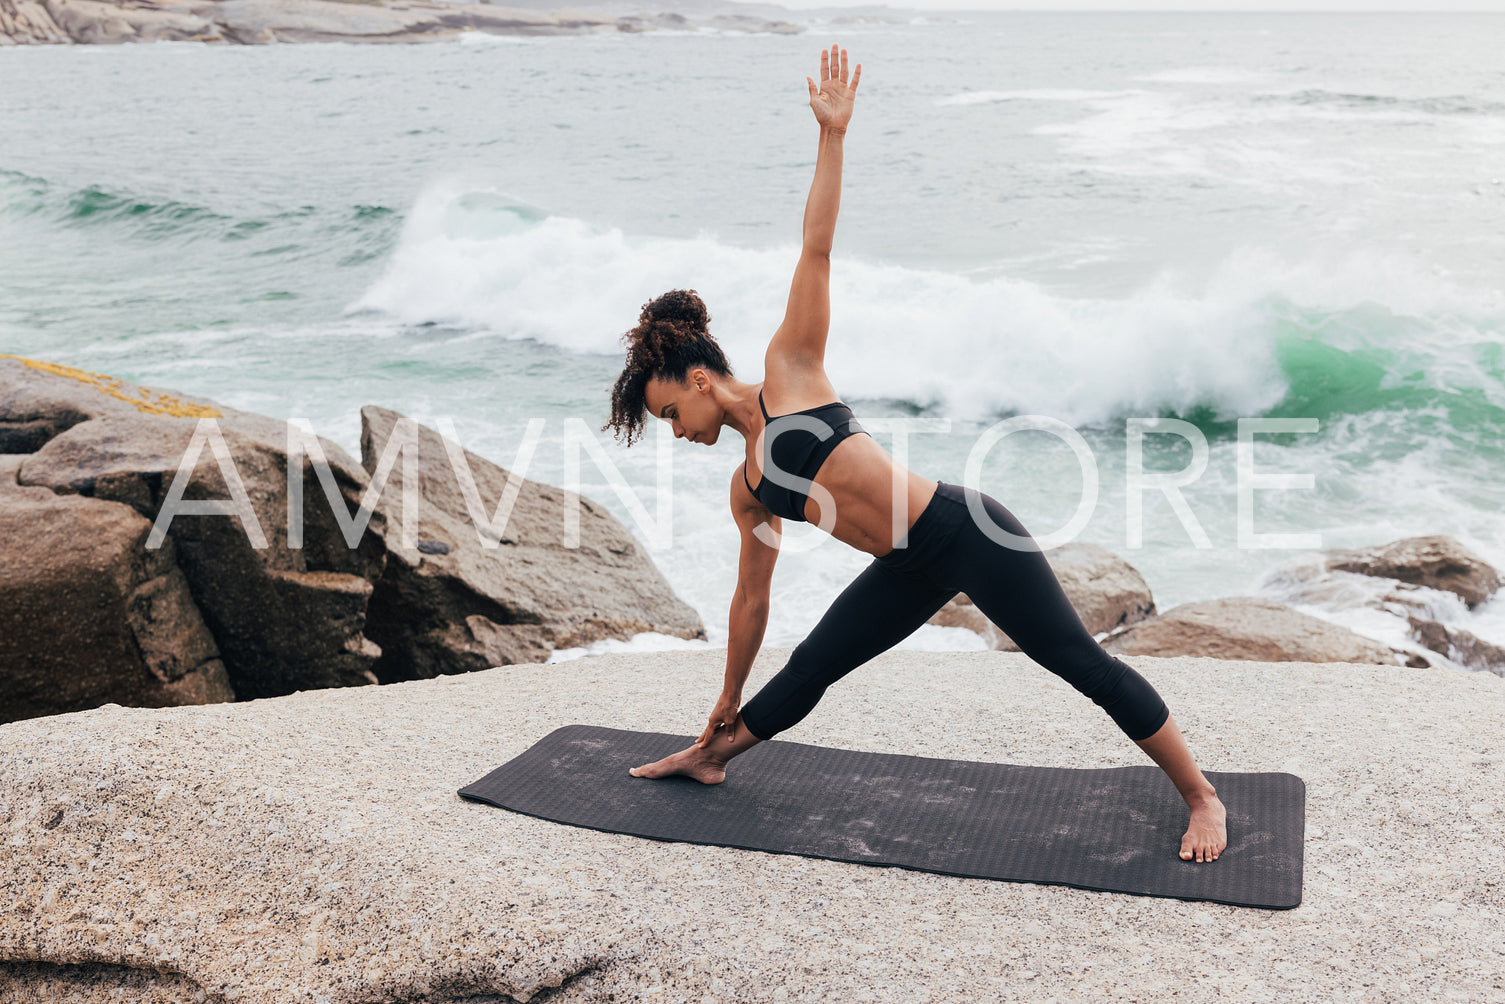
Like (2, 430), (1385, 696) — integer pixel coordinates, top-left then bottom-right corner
(602, 45), (1227, 863)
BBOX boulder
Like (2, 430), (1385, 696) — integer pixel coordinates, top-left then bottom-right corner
(359, 405), (704, 680)
(0, 0), (70, 42)
(927, 542), (1156, 651)
(1324, 534), (1500, 609)
(42, 0), (223, 42)
(3, 355), (386, 703)
(927, 591), (1009, 649)
(1408, 615), (1505, 677)
(1102, 597), (1400, 665)
(1254, 542), (1504, 673)
(209, 0), (462, 44)
(0, 455), (233, 725)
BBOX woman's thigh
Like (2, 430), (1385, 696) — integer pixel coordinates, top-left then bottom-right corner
(936, 490), (1169, 741)
(739, 559), (958, 739)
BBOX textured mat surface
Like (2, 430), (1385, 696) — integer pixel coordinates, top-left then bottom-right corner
(459, 724), (1304, 909)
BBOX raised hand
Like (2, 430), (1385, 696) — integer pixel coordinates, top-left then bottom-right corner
(806, 43), (861, 133)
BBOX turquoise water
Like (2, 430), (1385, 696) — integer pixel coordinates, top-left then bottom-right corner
(3, 13), (1503, 658)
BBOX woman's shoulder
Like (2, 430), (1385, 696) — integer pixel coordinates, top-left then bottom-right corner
(758, 366), (842, 415)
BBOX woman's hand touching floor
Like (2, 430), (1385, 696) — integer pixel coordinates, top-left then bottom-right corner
(628, 713), (765, 784)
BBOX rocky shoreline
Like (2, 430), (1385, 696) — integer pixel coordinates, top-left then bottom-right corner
(3, 354), (1502, 728)
(927, 534), (1502, 675)
(4, 356), (1503, 998)
(0, 0), (806, 45)
(1, 355), (704, 726)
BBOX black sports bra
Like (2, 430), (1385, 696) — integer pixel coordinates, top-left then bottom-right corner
(742, 389), (870, 523)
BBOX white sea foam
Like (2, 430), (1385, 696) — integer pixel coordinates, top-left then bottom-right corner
(1132, 67), (1271, 85)
(1254, 558), (1505, 670)
(546, 631), (718, 664)
(1000, 82), (1505, 192)
(352, 177), (1501, 429)
(935, 89), (1143, 106)
(456, 31), (545, 46)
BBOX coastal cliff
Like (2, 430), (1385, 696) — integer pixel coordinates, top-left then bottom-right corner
(0, 0), (805, 44)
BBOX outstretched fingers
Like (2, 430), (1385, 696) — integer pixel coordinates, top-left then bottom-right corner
(814, 44), (859, 104)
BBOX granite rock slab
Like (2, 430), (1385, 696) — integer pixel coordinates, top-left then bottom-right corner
(2, 649), (1502, 1002)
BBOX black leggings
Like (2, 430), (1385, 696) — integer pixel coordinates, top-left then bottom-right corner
(738, 481), (1171, 743)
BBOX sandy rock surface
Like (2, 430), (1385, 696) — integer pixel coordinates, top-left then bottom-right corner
(3, 649), (1502, 1002)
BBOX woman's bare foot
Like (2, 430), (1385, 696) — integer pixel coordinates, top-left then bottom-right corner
(628, 743), (731, 784)
(1181, 791), (1228, 862)
(628, 716), (764, 783)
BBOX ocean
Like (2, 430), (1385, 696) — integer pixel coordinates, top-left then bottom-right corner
(3, 11), (1503, 664)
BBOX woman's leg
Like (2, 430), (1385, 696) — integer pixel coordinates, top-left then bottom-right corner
(938, 489), (1227, 862)
(627, 557), (956, 783)
(737, 557), (958, 741)
(940, 491), (1168, 742)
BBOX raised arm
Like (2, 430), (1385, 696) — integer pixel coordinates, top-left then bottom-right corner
(767, 45), (861, 373)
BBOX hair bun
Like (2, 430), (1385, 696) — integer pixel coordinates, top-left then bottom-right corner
(642, 289), (710, 329)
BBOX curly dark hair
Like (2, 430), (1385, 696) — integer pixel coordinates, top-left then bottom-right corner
(603, 289), (733, 447)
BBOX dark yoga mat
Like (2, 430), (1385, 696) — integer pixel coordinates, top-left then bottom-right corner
(459, 724), (1304, 909)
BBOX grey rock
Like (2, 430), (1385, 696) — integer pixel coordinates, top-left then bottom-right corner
(927, 590), (1008, 649)
(2, 649), (1503, 1001)
(1, 352), (224, 427)
(701, 12), (800, 33)
(359, 405), (704, 679)
(928, 542), (1156, 651)
(0, 0), (70, 41)
(1255, 540), (1504, 671)
(1103, 596), (1400, 665)
(2, 0), (805, 43)
(43, 0), (137, 41)
(1408, 615), (1505, 676)
(4, 355), (385, 704)
(210, 0), (461, 43)
(1324, 534), (1501, 609)
(0, 456), (233, 725)
(43, 0), (225, 43)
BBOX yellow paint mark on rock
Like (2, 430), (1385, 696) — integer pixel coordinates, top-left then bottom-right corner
(0, 355), (222, 419)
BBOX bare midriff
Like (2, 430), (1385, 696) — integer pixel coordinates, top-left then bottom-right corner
(747, 432), (938, 558)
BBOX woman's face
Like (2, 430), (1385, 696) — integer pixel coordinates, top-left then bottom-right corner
(644, 371), (720, 446)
